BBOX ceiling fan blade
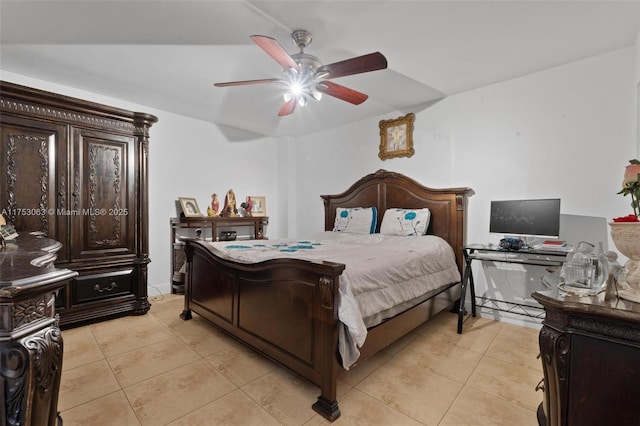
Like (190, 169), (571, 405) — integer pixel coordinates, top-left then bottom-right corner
(316, 52), (387, 79)
(278, 99), (297, 116)
(214, 78), (280, 87)
(250, 35), (299, 70)
(316, 81), (368, 105)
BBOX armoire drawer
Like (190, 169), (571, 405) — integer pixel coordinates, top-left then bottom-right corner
(72, 269), (134, 304)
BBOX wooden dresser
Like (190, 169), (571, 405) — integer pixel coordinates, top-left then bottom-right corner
(532, 289), (640, 426)
(0, 81), (157, 327)
(1, 234), (78, 425)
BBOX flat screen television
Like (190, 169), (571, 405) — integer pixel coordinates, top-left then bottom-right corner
(489, 198), (561, 238)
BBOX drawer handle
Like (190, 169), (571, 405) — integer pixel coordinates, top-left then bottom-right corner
(94, 282), (117, 293)
(535, 378), (545, 392)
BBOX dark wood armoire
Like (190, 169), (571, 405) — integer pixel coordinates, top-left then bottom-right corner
(0, 81), (157, 327)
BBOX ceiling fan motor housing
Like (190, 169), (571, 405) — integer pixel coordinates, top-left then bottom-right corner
(289, 30), (322, 77)
(291, 53), (322, 75)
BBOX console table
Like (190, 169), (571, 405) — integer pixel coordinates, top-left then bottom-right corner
(1, 233), (78, 425)
(459, 244), (569, 333)
(532, 289), (640, 426)
(169, 216), (269, 293)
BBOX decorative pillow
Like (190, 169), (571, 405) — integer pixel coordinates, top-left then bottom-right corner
(380, 208), (431, 236)
(333, 207), (377, 234)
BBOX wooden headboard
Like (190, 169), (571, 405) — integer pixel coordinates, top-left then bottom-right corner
(321, 169), (472, 274)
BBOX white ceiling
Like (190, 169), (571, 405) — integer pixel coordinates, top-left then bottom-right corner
(1, 1), (639, 139)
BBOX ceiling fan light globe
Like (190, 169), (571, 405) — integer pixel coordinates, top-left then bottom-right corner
(283, 92), (293, 102)
(290, 82), (304, 96)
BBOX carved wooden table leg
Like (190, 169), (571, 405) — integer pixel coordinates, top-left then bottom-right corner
(2, 322), (64, 426)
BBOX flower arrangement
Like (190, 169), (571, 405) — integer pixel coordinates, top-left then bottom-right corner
(614, 159), (640, 222)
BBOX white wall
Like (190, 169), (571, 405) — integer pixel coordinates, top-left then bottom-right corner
(145, 111), (278, 295)
(0, 71), (279, 294)
(294, 47), (636, 241)
(292, 47), (636, 327)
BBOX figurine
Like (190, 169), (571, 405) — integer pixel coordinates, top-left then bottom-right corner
(605, 250), (623, 279)
(245, 196), (253, 216)
(207, 193), (219, 217)
(220, 189), (238, 217)
(239, 196), (253, 217)
(604, 272), (618, 301)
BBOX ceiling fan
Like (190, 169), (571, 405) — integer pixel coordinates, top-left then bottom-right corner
(214, 29), (388, 116)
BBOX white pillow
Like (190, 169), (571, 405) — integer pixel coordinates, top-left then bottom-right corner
(380, 208), (431, 236)
(333, 207), (377, 234)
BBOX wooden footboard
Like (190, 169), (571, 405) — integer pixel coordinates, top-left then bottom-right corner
(180, 239), (346, 421)
(180, 169), (471, 422)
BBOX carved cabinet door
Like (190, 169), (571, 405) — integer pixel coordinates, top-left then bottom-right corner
(0, 116), (70, 258)
(69, 127), (137, 261)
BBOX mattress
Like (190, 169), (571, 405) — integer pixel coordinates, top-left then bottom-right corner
(208, 231), (460, 368)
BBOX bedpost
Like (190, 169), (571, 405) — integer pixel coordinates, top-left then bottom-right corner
(312, 275), (341, 421)
(179, 240), (193, 320)
(453, 191), (471, 276)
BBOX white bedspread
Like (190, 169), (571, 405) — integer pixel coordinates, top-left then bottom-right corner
(207, 232), (460, 369)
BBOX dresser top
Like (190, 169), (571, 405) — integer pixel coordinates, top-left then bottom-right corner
(0, 233), (77, 290)
(533, 288), (640, 324)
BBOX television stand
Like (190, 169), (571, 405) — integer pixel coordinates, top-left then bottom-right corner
(458, 243), (569, 333)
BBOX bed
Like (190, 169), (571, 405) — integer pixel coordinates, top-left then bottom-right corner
(180, 169), (471, 421)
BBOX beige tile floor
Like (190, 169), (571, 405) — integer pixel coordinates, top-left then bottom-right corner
(58, 294), (543, 425)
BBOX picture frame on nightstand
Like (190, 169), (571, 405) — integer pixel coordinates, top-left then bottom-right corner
(250, 196), (267, 217)
(178, 197), (202, 217)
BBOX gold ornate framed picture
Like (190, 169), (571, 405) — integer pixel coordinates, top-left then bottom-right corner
(250, 196), (267, 217)
(179, 197), (202, 217)
(378, 112), (415, 160)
